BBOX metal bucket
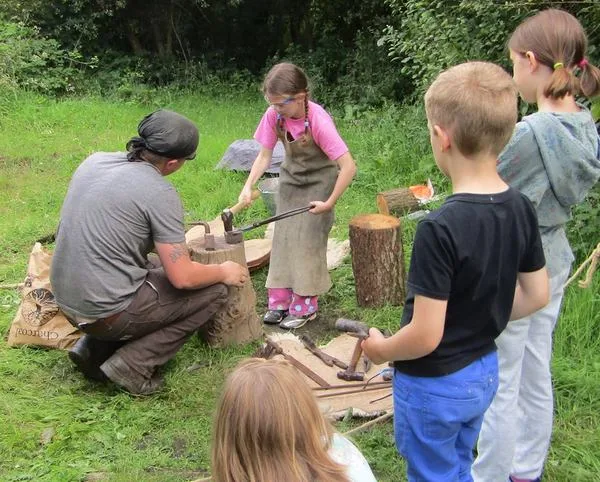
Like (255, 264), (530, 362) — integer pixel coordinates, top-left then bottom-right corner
(258, 177), (279, 216)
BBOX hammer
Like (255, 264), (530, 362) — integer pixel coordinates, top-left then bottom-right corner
(335, 318), (370, 381)
(265, 338), (330, 388)
(300, 334), (348, 370)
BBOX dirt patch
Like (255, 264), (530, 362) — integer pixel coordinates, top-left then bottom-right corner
(144, 467), (209, 479)
(172, 436), (187, 458)
(263, 311), (340, 344)
(84, 473), (109, 481)
(136, 432), (153, 450)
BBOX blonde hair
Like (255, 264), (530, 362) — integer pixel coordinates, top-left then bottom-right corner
(509, 9), (600, 99)
(211, 358), (350, 482)
(425, 61), (518, 158)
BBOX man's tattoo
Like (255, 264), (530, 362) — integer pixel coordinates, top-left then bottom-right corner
(169, 243), (187, 263)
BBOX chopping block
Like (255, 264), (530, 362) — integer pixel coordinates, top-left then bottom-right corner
(188, 235), (263, 347)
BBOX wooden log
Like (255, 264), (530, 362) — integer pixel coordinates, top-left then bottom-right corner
(244, 238), (272, 271)
(188, 235), (263, 347)
(349, 214), (406, 307)
(376, 187), (420, 215)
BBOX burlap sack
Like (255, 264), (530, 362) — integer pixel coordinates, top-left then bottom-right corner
(7, 243), (81, 350)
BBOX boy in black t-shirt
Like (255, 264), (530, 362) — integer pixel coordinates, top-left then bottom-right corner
(362, 62), (549, 482)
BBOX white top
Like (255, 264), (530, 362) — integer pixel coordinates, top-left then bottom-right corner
(329, 433), (378, 482)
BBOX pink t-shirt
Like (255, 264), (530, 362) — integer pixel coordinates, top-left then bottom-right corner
(254, 101), (349, 161)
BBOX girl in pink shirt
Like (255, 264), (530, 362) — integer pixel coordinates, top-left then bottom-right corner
(239, 62), (356, 329)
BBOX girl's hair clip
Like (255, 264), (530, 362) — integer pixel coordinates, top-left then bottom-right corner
(553, 62), (564, 70)
(578, 58), (588, 68)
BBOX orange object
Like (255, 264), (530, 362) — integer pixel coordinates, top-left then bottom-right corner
(409, 179), (434, 201)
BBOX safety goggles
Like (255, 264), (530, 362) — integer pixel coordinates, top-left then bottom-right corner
(264, 95), (296, 108)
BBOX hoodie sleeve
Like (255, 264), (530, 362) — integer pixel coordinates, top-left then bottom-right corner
(523, 112), (600, 207)
(499, 112), (600, 210)
(498, 122), (548, 208)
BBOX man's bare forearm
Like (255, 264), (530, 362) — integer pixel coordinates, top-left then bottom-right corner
(157, 242), (225, 289)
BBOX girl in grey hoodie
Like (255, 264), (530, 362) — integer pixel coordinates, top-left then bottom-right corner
(473, 9), (600, 482)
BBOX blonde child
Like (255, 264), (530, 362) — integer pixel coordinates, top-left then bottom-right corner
(472, 10), (600, 482)
(362, 62), (549, 481)
(211, 358), (377, 482)
(238, 62), (356, 329)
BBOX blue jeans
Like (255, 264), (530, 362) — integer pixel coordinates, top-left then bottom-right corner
(394, 351), (499, 482)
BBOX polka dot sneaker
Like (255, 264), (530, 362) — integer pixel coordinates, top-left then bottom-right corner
(263, 309), (288, 325)
(279, 312), (317, 330)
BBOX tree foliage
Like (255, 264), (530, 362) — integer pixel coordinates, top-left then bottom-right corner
(1, 0), (599, 104)
(0, 20), (97, 95)
(381, 0), (600, 97)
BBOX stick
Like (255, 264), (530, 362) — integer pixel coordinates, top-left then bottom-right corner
(316, 385), (391, 399)
(312, 381), (391, 391)
(580, 251), (599, 288)
(370, 392), (393, 404)
(0, 283), (24, 290)
(342, 412), (394, 437)
(565, 242), (599, 288)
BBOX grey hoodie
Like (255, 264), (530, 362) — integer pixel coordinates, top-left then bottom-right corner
(498, 106), (600, 277)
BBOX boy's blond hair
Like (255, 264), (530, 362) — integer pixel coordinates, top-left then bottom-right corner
(425, 61), (518, 158)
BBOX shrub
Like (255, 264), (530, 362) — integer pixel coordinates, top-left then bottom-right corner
(569, 184), (600, 265)
(0, 20), (96, 95)
(380, 0), (532, 97)
(380, 0), (600, 99)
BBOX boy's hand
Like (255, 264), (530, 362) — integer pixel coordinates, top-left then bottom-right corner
(361, 328), (389, 365)
(309, 200), (333, 214)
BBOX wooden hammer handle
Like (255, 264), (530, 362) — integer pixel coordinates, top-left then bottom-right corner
(266, 339), (330, 388)
(283, 352), (330, 388)
(347, 338), (364, 372)
(300, 334), (348, 368)
(304, 344), (334, 367)
(228, 189), (260, 215)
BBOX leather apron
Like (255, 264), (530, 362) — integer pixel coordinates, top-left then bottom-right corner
(265, 119), (338, 295)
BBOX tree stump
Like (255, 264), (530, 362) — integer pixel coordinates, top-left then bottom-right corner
(188, 236), (263, 347)
(376, 187), (420, 215)
(349, 214), (406, 307)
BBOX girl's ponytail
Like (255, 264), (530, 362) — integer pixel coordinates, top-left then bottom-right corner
(578, 59), (600, 99)
(543, 63), (577, 99)
(509, 9), (599, 100)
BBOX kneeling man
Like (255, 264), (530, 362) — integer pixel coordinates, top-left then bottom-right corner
(51, 110), (248, 395)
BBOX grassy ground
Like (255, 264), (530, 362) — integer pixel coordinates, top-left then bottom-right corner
(0, 91), (598, 481)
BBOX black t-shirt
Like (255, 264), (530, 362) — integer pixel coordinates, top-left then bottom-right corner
(394, 188), (545, 377)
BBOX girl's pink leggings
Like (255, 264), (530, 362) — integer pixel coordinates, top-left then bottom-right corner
(267, 288), (318, 316)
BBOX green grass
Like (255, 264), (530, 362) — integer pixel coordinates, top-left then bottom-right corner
(0, 90), (598, 481)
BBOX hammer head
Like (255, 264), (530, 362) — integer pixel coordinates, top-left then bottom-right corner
(337, 370), (365, 382)
(335, 318), (369, 338)
(224, 230), (244, 245)
(221, 209), (234, 233)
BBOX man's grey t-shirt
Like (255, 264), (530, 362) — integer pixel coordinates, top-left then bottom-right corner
(51, 152), (186, 318)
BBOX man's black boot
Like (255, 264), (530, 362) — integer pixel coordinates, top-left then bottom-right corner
(68, 335), (124, 381)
